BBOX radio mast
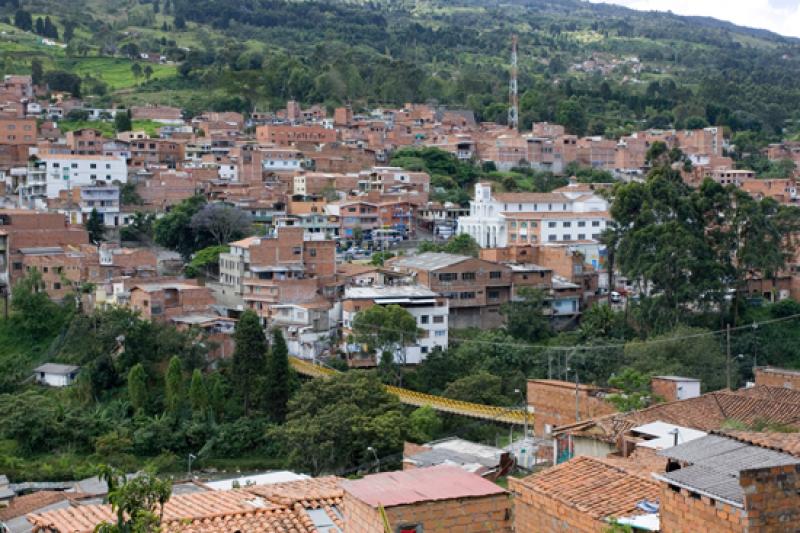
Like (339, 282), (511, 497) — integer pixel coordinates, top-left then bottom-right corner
(508, 34), (519, 131)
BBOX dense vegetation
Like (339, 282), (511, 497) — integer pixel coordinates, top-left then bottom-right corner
(2, 0), (800, 143)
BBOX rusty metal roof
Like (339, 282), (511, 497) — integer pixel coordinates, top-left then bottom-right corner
(341, 465), (505, 508)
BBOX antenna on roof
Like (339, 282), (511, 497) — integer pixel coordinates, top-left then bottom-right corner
(508, 34), (519, 132)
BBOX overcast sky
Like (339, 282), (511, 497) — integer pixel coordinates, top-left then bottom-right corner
(591, 0), (800, 38)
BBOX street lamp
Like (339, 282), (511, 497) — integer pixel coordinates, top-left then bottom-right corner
(187, 453), (197, 478)
(514, 388), (529, 440)
(367, 446), (380, 473)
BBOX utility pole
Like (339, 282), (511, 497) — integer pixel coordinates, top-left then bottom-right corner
(726, 323), (732, 390)
(508, 34), (519, 132)
(574, 369), (580, 422)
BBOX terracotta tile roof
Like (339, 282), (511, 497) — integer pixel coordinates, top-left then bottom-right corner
(163, 507), (317, 532)
(555, 389), (800, 444)
(27, 478), (346, 533)
(27, 489), (280, 532)
(718, 431), (800, 457)
(732, 384), (800, 404)
(510, 456), (660, 520)
(0, 491), (69, 521)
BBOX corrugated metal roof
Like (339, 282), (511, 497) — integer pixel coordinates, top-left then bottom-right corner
(341, 465), (505, 508)
(390, 252), (471, 271)
(655, 435), (800, 505)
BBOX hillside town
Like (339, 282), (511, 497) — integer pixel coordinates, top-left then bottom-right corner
(1, 67), (800, 533)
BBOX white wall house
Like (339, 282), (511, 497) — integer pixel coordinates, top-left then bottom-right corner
(40, 155), (127, 199)
(342, 285), (449, 365)
(34, 363), (80, 387)
(458, 182), (609, 248)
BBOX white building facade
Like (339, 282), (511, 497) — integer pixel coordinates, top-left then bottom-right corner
(458, 183), (610, 248)
(40, 155), (128, 199)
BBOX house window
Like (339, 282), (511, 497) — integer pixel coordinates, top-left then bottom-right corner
(420, 346), (428, 354)
(548, 235), (556, 242)
(90, 163), (97, 169)
(438, 273), (457, 282)
(293, 247), (302, 255)
(490, 271), (502, 279)
(420, 315), (429, 324)
(460, 291), (476, 299)
(592, 233), (600, 239)
(548, 222), (556, 228)
(488, 290), (500, 300)
(578, 234), (586, 240)
(433, 315), (444, 324)
(12, 262), (22, 270)
(309, 248), (317, 257)
(562, 234), (571, 240)
(563, 221), (571, 227)
(578, 221), (586, 227)
(398, 525), (423, 533)
(461, 272), (476, 281)
(53, 162), (60, 168)
(435, 330), (446, 337)
(592, 220), (601, 227)
(71, 163), (78, 169)
(53, 282), (61, 290)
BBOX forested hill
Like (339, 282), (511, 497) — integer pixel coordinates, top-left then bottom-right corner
(3, 0), (800, 139)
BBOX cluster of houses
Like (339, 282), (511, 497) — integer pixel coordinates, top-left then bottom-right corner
(4, 366), (800, 532)
(1, 72), (800, 364)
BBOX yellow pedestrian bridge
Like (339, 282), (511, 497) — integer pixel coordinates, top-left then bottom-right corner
(289, 357), (529, 425)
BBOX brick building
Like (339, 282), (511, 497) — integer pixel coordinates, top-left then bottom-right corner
(654, 434), (800, 533)
(754, 366), (800, 390)
(510, 455), (661, 533)
(129, 281), (215, 321)
(386, 252), (513, 329)
(0, 117), (36, 146)
(342, 465), (512, 533)
(527, 379), (617, 436)
(255, 125), (337, 145)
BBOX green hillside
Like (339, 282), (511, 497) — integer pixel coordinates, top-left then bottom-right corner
(1, 0), (799, 137)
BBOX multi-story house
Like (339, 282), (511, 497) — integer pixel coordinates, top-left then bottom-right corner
(386, 252), (512, 328)
(341, 285), (449, 366)
(328, 200), (379, 240)
(38, 155), (127, 199)
(458, 182), (609, 248)
(130, 281), (216, 321)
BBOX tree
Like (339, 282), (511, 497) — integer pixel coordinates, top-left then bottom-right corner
(164, 356), (183, 417)
(352, 304), (418, 378)
(408, 405), (442, 442)
(264, 328), (292, 422)
(63, 20), (76, 42)
(556, 98), (587, 136)
(11, 270), (67, 337)
(115, 109), (133, 133)
(95, 467), (171, 533)
(131, 63), (143, 79)
(85, 208), (105, 243)
(44, 70), (81, 96)
(43, 16), (58, 39)
(232, 310), (267, 416)
(189, 369), (208, 416)
(208, 373), (226, 423)
(501, 287), (550, 342)
(189, 203), (252, 246)
(14, 9), (32, 31)
(153, 195), (207, 258)
(606, 368), (652, 412)
(34, 17), (43, 35)
(30, 59), (43, 86)
(174, 15), (186, 30)
(185, 245), (228, 278)
(277, 372), (408, 475)
(418, 234), (480, 257)
(443, 371), (510, 406)
(143, 65), (154, 81)
(128, 364), (148, 414)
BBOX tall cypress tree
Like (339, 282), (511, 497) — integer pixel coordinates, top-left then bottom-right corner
(265, 327), (291, 422)
(232, 310), (267, 416)
(189, 368), (207, 416)
(164, 356), (183, 417)
(127, 363), (148, 414)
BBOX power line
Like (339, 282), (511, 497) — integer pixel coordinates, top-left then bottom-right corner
(345, 310), (800, 352)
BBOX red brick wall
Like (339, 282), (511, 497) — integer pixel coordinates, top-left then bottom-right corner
(510, 477), (607, 533)
(651, 377), (679, 402)
(754, 368), (800, 390)
(527, 380), (617, 435)
(660, 485), (745, 533)
(343, 491), (511, 533)
(741, 463), (800, 531)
